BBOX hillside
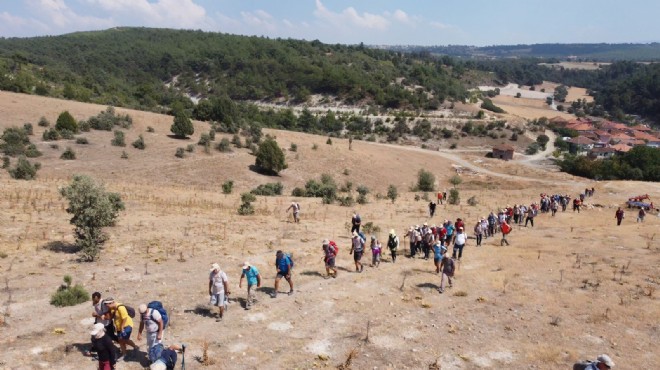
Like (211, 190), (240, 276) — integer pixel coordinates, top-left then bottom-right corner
(0, 92), (658, 370)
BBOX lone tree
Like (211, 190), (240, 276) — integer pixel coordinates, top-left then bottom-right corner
(60, 175), (124, 261)
(55, 111), (78, 133)
(170, 110), (194, 138)
(255, 136), (287, 175)
(449, 175), (462, 188)
(416, 169), (435, 192)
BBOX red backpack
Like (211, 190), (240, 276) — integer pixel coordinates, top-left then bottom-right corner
(501, 223), (512, 235)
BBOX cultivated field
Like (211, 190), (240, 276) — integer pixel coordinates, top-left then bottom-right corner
(0, 92), (658, 370)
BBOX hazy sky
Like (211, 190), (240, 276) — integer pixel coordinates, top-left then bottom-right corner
(1, 0), (658, 46)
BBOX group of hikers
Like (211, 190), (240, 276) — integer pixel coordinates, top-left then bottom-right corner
(83, 185), (632, 369)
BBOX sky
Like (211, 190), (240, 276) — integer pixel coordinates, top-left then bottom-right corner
(0, 0), (659, 46)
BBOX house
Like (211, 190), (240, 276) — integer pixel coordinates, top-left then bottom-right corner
(629, 124), (652, 132)
(600, 120), (628, 131)
(647, 140), (660, 148)
(611, 143), (632, 153)
(588, 147), (616, 159)
(549, 116), (569, 126)
(492, 144), (515, 160)
(565, 136), (596, 154)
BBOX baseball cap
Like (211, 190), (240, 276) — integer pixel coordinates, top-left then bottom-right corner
(210, 263), (220, 272)
(597, 354), (614, 368)
(242, 261), (251, 269)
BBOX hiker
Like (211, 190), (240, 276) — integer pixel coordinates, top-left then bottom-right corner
(474, 220), (483, 247)
(551, 199), (558, 216)
(480, 218), (489, 239)
(437, 255), (455, 294)
(209, 263), (230, 322)
(350, 231), (366, 272)
(422, 226), (434, 260)
(239, 261), (261, 309)
(104, 298), (139, 360)
(404, 226), (415, 257)
(637, 208), (646, 223)
(429, 201), (436, 217)
(90, 323), (116, 370)
(91, 292), (117, 342)
(137, 303), (164, 350)
(615, 207), (624, 226)
(573, 198), (581, 213)
(273, 250), (294, 297)
(487, 212), (496, 235)
(562, 195), (570, 212)
(286, 202), (301, 223)
(432, 241), (447, 273)
(452, 227), (467, 260)
(574, 354), (615, 370)
(525, 206), (536, 227)
(351, 212), (361, 233)
(386, 229), (399, 263)
(437, 191), (443, 205)
(370, 235), (382, 267)
(322, 239), (338, 278)
(149, 343), (185, 370)
(444, 220), (455, 245)
(500, 220), (511, 246)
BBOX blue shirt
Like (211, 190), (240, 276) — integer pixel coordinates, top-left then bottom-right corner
(242, 266), (259, 286)
(276, 255), (292, 273)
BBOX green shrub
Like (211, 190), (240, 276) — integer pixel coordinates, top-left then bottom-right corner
(50, 276), (89, 307)
(216, 138), (232, 152)
(326, 138), (332, 145)
(198, 133), (211, 146)
(416, 169), (435, 192)
(1, 156), (9, 169)
(510, 132), (518, 141)
(78, 120), (91, 132)
(132, 135), (146, 150)
(312, 143), (319, 150)
(76, 137), (89, 145)
(186, 144), (195, 153)
(343, 168), (350, 176)
(59, 129), (75, 140)
(1, 127), (30, 156)
(55, 111), (78, 133)
(448, 188), (460, 205)
(289, 143), (298, 152)
(387, 185), (398, 203)
(147, 126), (155, 133)
(89, 107), (133, 131)
(362, 222), (380, 234)
(121, 151), (128, 159)
(38, 116), (50, 127)
(449, 143), (457, 149)
(255, 137), (287, 175)
(480, 98), (505, 113)
(467, 196), (478, 206)
(208, 129), (215, 141)
(170, 110), (194, 138)
(50, 143), (59, 150)
(526, 143), (540, 155)
(357, 193), (368, 204)
(292, 174), (338, 200)
(250, 182), (284, 196)
(449, 175), (462, 188)
(42, 128), (60, 141)
(241, 192), (257, 203)
(232, 134), (242, 148)
(60, 147), (76, 160)
(175, 147), (185, 158)
(340, 181), (353, 193)
(9, 157), (40, 180)
(23, 123), (33, 135)
(237, 201), (255, 215)
(222, 180), (234, 194)
(111, 130), (125, 147)
(338, 195), (355, 207)
(356, 185), (370, 196)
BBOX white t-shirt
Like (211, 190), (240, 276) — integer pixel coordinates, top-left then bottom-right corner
(210, 270), (228, 294)
(142, 308), (163, 333)
(454, 233), (467, 245)
(94, 302), (110, 326)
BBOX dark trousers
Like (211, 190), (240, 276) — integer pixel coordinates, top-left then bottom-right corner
(422, 243), (430, 259)
(525, 217), (534, 227)
(351, 225), (360, 233)
(390, 249), (397, 262)
(452, 244), (464, 259)
(551, 209), (557, 216)
(488, 224), (495, 235)
(476, 234), (482, 246)
(616, 217), (622, 226)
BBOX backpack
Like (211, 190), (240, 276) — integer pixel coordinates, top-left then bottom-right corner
(358, 231), (366, 242)
(354, 214), (361, 224)
(149, 343), (177, 369)
(146, 301), (169, 329)
(117, 304), (136, 318)
(445, 258), (455, 275)
(387, 235), (397, 249)
(285, 254), (294, 269)
(573, 361), (594, 370)
(328, 241), (339, 255)
(501, 223), (511, 235)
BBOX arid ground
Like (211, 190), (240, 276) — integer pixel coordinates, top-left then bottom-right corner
(0, 92), (658, 370)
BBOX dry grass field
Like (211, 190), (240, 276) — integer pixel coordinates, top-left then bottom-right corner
(0, 92), (658, 370)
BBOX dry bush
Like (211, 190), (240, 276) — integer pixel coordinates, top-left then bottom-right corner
(529, 345), (562, 364)
(199, 340), (216, 366)
(337, 348), (358, 370)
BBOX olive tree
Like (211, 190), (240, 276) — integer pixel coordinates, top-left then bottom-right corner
(255, 136), (287, 175)
(60, 175), (124, 261)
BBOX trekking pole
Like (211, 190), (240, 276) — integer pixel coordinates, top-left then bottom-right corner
(181, 343), (186, 370)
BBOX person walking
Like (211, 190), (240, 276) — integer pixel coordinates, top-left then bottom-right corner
(351, 212), (361, 234)
(452, 227), (467, 260)
(273, 250), (294, 297)
(429, 201), (437, 217)
(637, 208), (646, 223)
(386, 229), (399, 263)
(349, 231), (366, 272)
(525, 206), (536, 227)
(137, 303), (164, 350)
(370, 236), (382, 267)
(209, 263), (230, 322)
(432, 241), (447, 274)
(91, 292), (117, 342)
(322, 240), (338, 278)
(500, 220), (511, 246)
(615, 207), (624, 226)
(473, 220), (483, 247)
(104, 298), (139, 360)
(551, 199), (559, 216)
(90, 323), (116, 370)
(286, 202), (301, 223)
(578, 354), (615, 370)
(239, 262), (261, 309)
(437, 255), (455, 294)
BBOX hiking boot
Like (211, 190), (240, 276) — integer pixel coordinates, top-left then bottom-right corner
(288, 290), (294, 296)
(271, 292), (277, 299)
(360, 265), (364, 273)
(332, 273), (337, 278)
(438, 288), (444, 294)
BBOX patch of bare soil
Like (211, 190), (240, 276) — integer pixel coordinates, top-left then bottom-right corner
(0, 92), (658, 370)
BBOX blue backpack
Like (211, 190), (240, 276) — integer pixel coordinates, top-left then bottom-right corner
(148, 343), (177, 369)
(285, 254), (294, 269)
(147, 301), (169, 329)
